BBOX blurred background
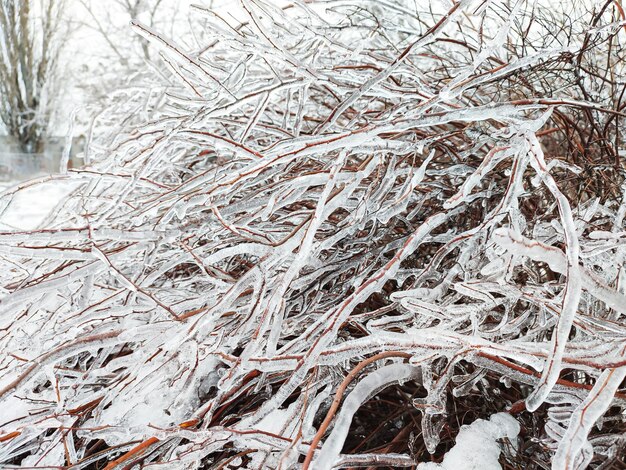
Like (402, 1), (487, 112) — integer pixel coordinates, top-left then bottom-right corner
(0, 0), (222, 181)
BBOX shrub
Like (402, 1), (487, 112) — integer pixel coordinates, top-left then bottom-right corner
(1, 1), (625, 468)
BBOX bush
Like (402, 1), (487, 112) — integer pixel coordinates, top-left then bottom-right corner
(1, 1), (625, 468)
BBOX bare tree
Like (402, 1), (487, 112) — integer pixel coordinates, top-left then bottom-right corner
(77, 0), (165, 67)
(75, 0), (183, 101)
(0, 0), (68, 153)
(72, 0), (189, 159)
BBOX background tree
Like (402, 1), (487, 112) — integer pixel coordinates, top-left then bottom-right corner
(73, 0), (198, 105)
(71, 0), (190, 157)
(0, 0), (68, 153)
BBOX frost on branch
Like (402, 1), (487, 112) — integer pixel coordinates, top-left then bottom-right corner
(1, 1), (626, 469)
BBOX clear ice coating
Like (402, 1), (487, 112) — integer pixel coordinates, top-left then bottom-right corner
(0, 0), (625, 469)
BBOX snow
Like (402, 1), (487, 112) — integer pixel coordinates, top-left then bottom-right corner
(0, 180), (77, 230)
(254, 407), (292, 435)
(418, 413), (520, 470)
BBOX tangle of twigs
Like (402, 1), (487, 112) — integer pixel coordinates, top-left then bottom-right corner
(1, 1), (625, 469)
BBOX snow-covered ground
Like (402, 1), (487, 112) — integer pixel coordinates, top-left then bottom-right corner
(0, 180), (75, 230)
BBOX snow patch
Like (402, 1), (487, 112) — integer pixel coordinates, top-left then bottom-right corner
(418, 413), (520, 470)
(0, 180), (77, 230)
